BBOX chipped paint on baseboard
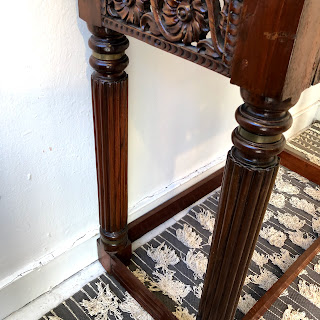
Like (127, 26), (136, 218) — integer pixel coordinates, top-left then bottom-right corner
(128, 153), (227, 223)
(1, 154), (226, 294)
(0, 228), (99, 291)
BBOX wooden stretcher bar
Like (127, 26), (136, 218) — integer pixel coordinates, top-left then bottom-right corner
(77, 1), (320, 318)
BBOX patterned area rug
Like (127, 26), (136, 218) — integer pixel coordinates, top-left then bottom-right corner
(262, 253), (320, 320)
(40, 166), (320, 320)
(287, 121), (320, 166)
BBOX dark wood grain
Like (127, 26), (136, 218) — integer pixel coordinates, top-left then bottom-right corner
(221, 0), (242, 66)
(313, 58), (320, 85)
(79, 2), (320, 319)
(231, 0), (305, 99)
(78, 0), (246, 75)
(282, 0), (320, 100)
(127, 149), (318, 252)
(128, 167), (224, 242)
(198, 89), (297, 320)
(231, 0), (320, 101)
(280, 149), (320, 185)
(102, 17), (229, 76)
(98, 240), (178, 320)
(101, 0), (241, 64)
(198, 149), (279, 320)
(78, 0), (102, 27)
(243, 236), (320, 320)
(89, 25), (131, 261)
(231, 0), (304, 99)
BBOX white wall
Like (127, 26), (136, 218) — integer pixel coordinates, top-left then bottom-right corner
(1, 1), (320, 318)
(285, 85), (320, 138)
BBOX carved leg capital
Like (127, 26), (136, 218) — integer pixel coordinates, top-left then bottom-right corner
(198, 89), (297, 320)
(88, 25), (131, 263)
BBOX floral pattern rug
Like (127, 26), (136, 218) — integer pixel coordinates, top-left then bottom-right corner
(40, 166), (320, 320)
(287, 121), (320, 166)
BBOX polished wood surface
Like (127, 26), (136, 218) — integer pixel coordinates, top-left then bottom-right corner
(79, 0), (102, 27)
(128, 167), (224, 242)
(79, 0), (247, 74)
(199, 152), (278, 319)
(197, 2), (320, 317)
(198, 89), (296, 320)
(89, 25), (131, 261)
(313, 61), (320, 85)
(120, 151), (320, 320)
(281, 0), (320, 100)
(102, 17), (229, 75)
(243, 236), (320, 320)
(231, 0), (320, 100)
(230, 0), (305, 99)
(78, 1), (320, 319)
(98, 240), (178, 320)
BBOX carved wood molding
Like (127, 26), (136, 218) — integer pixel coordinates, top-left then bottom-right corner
(101, 0), (243, 74)
(103, 16), (229, 75)
(221, 0), (242, 66)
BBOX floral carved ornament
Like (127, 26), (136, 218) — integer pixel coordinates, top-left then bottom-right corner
(105, 0), (229, 57)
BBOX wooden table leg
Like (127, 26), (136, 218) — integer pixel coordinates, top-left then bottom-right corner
(88, 25), (131, 263)
(197, 89), (297, 320)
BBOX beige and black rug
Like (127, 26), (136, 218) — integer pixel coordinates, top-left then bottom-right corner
(287, 121), (320, 166)
(40, 166), (320, 320)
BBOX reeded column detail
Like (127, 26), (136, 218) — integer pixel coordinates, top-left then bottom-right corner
(88, 25), (131, 260)
(198, 89), (297, 320)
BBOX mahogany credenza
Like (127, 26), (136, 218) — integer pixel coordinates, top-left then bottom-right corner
(77, 0), (320, 319)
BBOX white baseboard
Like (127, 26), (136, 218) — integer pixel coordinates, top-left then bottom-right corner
(1, 234), (99, 319)
(2, 100), (318, 319)
(5, 190), (219, 320)
(285, 100), (320, 139)
(127, 153), (226, 223)
(1, 154), (226, 319)
(5, 260), (106, 320)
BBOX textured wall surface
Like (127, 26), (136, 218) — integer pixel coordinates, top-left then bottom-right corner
(0, 0), (320, 317)
(0, 1), (97, 283)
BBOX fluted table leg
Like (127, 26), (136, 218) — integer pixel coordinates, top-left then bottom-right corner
(198, 89), (297, 320)
(88, 25), (131, 262)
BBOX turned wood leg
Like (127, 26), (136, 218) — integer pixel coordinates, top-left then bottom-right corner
(88, 25), (131, 263)
(198, 89), (297, 320)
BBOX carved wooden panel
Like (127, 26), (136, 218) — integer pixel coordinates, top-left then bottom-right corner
(101, 0), (243, 75)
